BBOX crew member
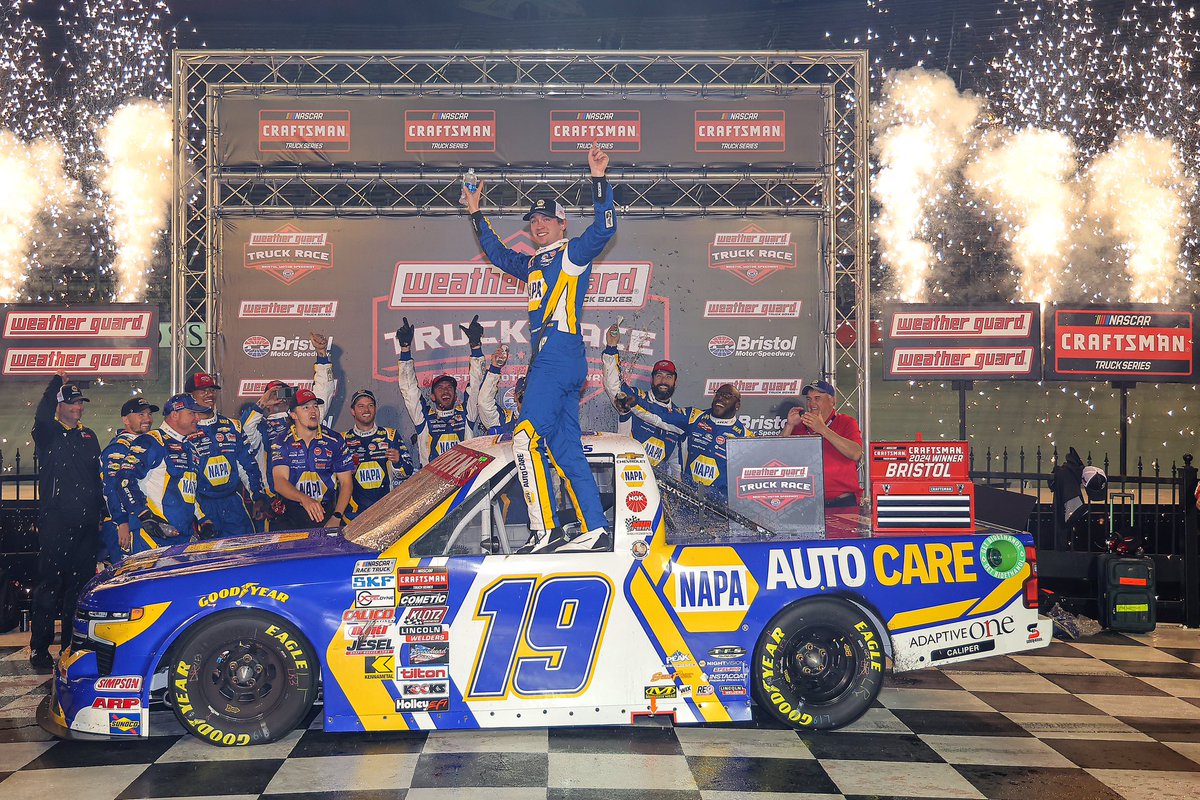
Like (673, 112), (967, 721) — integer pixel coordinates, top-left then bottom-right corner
(632, 383), (754, 500)
(269, 388), (354, 530)
(601, 323), (687, 477)
(463, 144), (615, 552)
(478, 344), (523, 435)
(241, 332), (335, 492)
(188, 372), (266, 536)
(782, 379), (863, 507)
(99, 397), (159, 564)
(395, 315), (489, 466)
(29, 374), (103, 672)
(342, 389), (413, 519)
(117, 394), (212, 552)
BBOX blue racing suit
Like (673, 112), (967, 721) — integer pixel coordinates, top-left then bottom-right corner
(241, 356), (334, 493)
(471, 176), (616, 533)
(631, 401), (755, 501)
(342, 425), (414, 519)
(99, 431), (139, 562)
(477, 362), (515, 435)
(117, 425), (207, 553)
(601, 345), (687, 477)
(268, 425), (354, 528)
(396, 345), (487, 466)
(193, 413), (265, 537)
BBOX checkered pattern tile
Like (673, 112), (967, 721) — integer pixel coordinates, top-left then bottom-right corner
(0, 626), (1198, 799)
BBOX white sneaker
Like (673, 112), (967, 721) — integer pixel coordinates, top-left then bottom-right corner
(558, 527), (611, 552)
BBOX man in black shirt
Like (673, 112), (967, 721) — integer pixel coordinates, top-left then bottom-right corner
(29, 373), (103, 672)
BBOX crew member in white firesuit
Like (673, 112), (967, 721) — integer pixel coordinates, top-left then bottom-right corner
(342, 389), (413, 520)
(187, 371), (266, 536)
(269, 388), (354, 530)
(117, 394), (213, 552)
(99, 397), (158, 563)
(601, 323), (688, 477)
(395, 315), (489, 466)
(478, 344), (523, 436)
(462, 144), (615, 553)
(631, 383), (754, 500)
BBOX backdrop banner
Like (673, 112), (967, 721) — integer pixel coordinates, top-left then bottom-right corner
(216, 93), (828, 168)
(217, 213), (821, 439)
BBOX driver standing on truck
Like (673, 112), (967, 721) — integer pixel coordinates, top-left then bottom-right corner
(781, 379), (863, 507)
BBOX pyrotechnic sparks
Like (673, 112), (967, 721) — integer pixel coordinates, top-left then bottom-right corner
(965, 127), (1080, 304)
(1087, 132), (1194, 303)
(0, 132), (78, 302)
(872, 68), (982, 302)
(98, 101), (172, 303)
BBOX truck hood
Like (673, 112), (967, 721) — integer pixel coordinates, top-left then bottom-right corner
(98, 529), (375, 587)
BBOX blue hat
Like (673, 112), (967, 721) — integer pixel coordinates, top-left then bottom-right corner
(121, 397), (159, 416)
(522, 197), (567, 221)
(802, 379), (836, 397)
(56, 383), (89, 404)
(350, 389), (376, 406)
(163, 393), (211, 415)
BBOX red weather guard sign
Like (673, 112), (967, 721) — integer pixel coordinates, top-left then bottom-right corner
(882, 304), (1042, 381)
(244, 225), (334, 286)
(708, 223), (797, 286)
(258, 110), (351, 152)
(1049, 307), (1195, 381)
(1, 305), (158, 380)
(404, 110), (496, 152)
(736, 460), (815, 512)
(550, 110), (641, 152)
(694, 110), (786, 152)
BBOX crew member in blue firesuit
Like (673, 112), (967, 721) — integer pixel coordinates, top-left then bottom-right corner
(99, 397), (159, 563)
(342, 388), (413, 520)
(462, 144), (615, 552)
(631, 383), (755, 501)
(478, 344), (523, 436)
(269, 388), (354, 531)
(117, 394), (212, 552)
(187, 371), (266, 537)
(602, 322), (688, 478)
(394, 315), (489, 466)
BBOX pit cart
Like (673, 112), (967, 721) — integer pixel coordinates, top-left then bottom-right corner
(41, 433), (1050, 745)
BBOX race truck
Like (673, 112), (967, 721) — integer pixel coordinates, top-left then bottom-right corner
(40, 432), (1050, 746)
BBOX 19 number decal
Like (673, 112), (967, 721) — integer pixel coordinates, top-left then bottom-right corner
(468, 575), (612, 699)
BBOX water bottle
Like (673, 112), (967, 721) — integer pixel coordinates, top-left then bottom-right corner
(464, 168), (478, 194)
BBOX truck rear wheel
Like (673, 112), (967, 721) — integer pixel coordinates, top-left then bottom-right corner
(169, 611), (317, 745)
(752, 598), (885, 730)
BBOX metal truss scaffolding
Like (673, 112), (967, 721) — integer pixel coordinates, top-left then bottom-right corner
(172, 50), (870, 461)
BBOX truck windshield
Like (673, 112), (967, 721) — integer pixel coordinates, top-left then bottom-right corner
(343, 446), (493, 552)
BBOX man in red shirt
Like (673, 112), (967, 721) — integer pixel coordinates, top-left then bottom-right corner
(782, 380), (863, 507)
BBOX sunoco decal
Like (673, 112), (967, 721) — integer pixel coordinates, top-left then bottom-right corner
(708, 224), (797, 285)
(404, 110), (496, 152)
(550, 110), (641, 152)
(694, 110), (786, 152)
(735, 461), (814, 511)
(258, 110), (351, 152)
(244, 225), (333, 285)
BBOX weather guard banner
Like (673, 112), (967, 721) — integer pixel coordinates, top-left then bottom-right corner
(0, 305), (159, 381)
(1045, 305), (1197, 382)
(216, 93), (827, 168)
(217, 215), (820, 436)
(881, 304), (1042, 381)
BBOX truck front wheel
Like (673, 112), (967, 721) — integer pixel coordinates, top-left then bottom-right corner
(752, 598), (886, 730)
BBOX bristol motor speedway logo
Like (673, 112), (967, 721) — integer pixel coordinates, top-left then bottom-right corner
(736, 460), (815, 511)
(244, 225), (333, 285)
(242, 335), (330, 359)
(550, 110), (641, 152)
(404, 109), (496, 152)
(258, 109), (351, 152)
(708, 224), (797, 285)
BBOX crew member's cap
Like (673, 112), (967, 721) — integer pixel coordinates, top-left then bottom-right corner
(522, 197), (567, 221)
(185, 372), (221, 391)
(350, 389), (376, 406)
(802, 379), (837, 397)
(264, 379), (289, 391)
(56, 383), (89, 404)
(163, 394), (211, 415)
(121, 397), (159, 416)
(291, 388), (324, 408)
(431, 374), (458, 391)
(652, 359), (677, 377)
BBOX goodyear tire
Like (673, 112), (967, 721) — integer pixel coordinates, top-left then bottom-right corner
(169, 611), (317, 746)
(752, 598), (885, 730)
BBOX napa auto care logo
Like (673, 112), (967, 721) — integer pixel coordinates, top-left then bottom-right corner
(3, 310), (153, 338)
(239, 301), (337, 319)
(244, 224), (333, 285)
(704, 378), (801, 396)
(708, 224), (797, 285)
(736, 460), (814, 511)
(550, 110), (641, 152)
(404, 109), (496, 152)
(694, 109), (786, 152)
(258, 109), (351, 152)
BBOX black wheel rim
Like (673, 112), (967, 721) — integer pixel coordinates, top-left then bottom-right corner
(773, 623), (857, 706)
(197, 636), (288, 720)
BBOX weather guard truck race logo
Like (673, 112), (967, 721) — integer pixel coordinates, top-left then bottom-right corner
(244, 225), (334, 286)
(258, 110), (351, 152)
(735, 461), (814, 511)
(550, 110), (641, 152)
(708, 224), (797, 285)
(404, 110), (496, 152)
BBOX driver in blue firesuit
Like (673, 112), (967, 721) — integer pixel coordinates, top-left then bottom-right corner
(269, 388), (354, 531)
(462, 144), (615, 553)
(478, 344), (523, 436)
(342, 389), (413, 520)
(187, 371), (266, 537)
(117, 394), (213, 552)
(100, 397), (159, 563)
